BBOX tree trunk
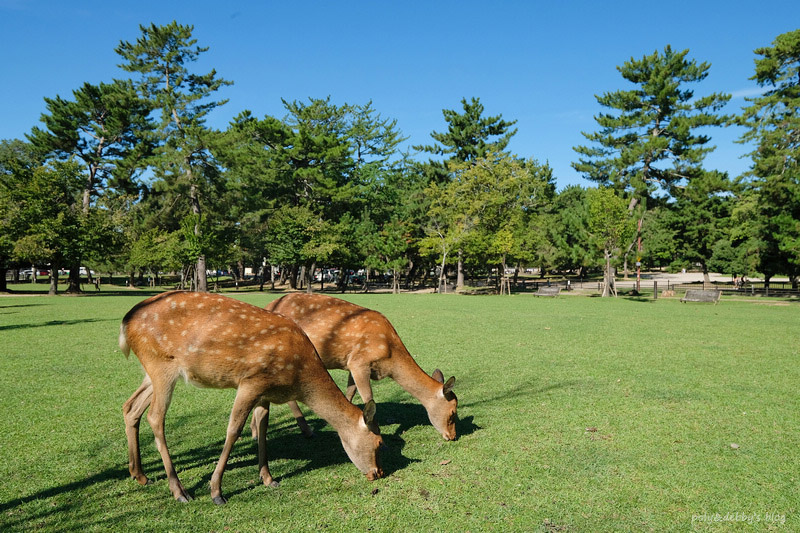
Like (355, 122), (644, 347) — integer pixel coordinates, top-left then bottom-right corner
(456, 250), (465, 290)
(66, 264), (81, 293)
(500, 256), (510, 295)
(438, 250), (448, 293)
(405, 260), (416, 290)
(602, 248), (617, 298)
(0, 268), (7, 292)
(49, 262), (60, 296)
(189, 179), (207, 292)
(622, 239), (635, 280)
(305, 262), (315, 294)
(289, 265), (298, 290)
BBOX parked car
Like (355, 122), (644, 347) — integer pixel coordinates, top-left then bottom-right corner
(18, 268), (50, 280)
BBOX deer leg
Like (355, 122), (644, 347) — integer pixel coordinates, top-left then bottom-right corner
(252, 403), (280, 489)
(249, 408), (259, 440)
(146, 373), (190, 502)
(210, 386), (262, 505)
(344, 372), (359, 402)
(123, 375), (153, 485)
(288, 401), (314, 438)
(349, 366), (374, 404)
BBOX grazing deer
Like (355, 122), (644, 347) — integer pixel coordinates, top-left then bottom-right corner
(255, 293), (457, 441)
(119, 291), (383, 504)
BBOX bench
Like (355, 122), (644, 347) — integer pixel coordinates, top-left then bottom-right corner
(680, 289), (721, 304)
(534, 286), (561, 297)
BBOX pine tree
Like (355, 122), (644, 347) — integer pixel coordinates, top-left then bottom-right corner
(573, 45), (730, 203)
(116, 22), (231, 291)
(738, 29), (800, 288)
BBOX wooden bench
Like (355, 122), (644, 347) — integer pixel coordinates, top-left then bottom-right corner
(680, 289), (721, 304)
(534, 286), (561, 297)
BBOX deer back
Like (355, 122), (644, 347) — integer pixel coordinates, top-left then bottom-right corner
(122, 291), (333, 403)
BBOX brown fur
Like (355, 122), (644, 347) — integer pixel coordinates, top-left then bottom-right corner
(119, 291), (383, 504)
(263, 293), (457, 440)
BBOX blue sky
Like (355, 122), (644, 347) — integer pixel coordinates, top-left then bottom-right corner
(1, 1), (798, 190)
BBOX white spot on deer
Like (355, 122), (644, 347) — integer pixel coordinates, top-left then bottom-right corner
(170, 301), (177, 309)
(285, 363), (294, 371)
(197, 303), (205, 309)
(180, 301), (186, 309)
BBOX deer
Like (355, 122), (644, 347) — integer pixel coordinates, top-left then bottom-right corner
(118, 290), (383, 504)
(252, 293), (457, 442)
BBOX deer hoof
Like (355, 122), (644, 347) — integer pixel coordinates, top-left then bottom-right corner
(212, 495), (228, 505)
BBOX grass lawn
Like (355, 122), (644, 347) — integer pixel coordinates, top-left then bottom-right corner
(0, 286), (797, 531)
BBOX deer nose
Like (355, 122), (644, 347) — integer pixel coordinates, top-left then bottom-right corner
(366, 467), (383, 481)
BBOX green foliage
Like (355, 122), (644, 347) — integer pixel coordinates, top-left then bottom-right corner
(670, 170), (735, 274)
(127, 227), (183, 274)
(587, 188), (636, 296)
(549, 185), (597, 274)
(586, 188), (635, 253)
(640, 207), (677, 268)
(12, 161), (85, 276)
(115, 21), (231, 134)
(573, 45), (730, 201)
(414, 97), (518, 183)
(27, 79), (152, 203)
(738, 29), (800, 283)
(116, 21), (232, 291)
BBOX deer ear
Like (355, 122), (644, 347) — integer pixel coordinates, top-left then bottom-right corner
(362, 399), (377, 425)
(432, 368), (444, 383)
(442, 376), (455, 396)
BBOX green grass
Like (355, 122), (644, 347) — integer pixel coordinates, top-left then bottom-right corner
(0, 288), (797, 531)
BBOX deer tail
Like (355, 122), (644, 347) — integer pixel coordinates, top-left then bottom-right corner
(118, 323), (131, 358)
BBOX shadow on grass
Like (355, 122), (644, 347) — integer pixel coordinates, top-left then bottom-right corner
(0, 465), (129, 516)
(0, 303), (46, 309)
(459, 379), (581, 410)
(0, 410), (413, 523)
(0, 286), (164, 298)
(0, 317), (117, 332)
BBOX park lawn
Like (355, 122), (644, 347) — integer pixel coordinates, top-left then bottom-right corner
(0, 288), (797, 532)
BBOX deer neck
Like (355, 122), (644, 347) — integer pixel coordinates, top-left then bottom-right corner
(301, 379), (363, 432)
(388, 351), (442, 410)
